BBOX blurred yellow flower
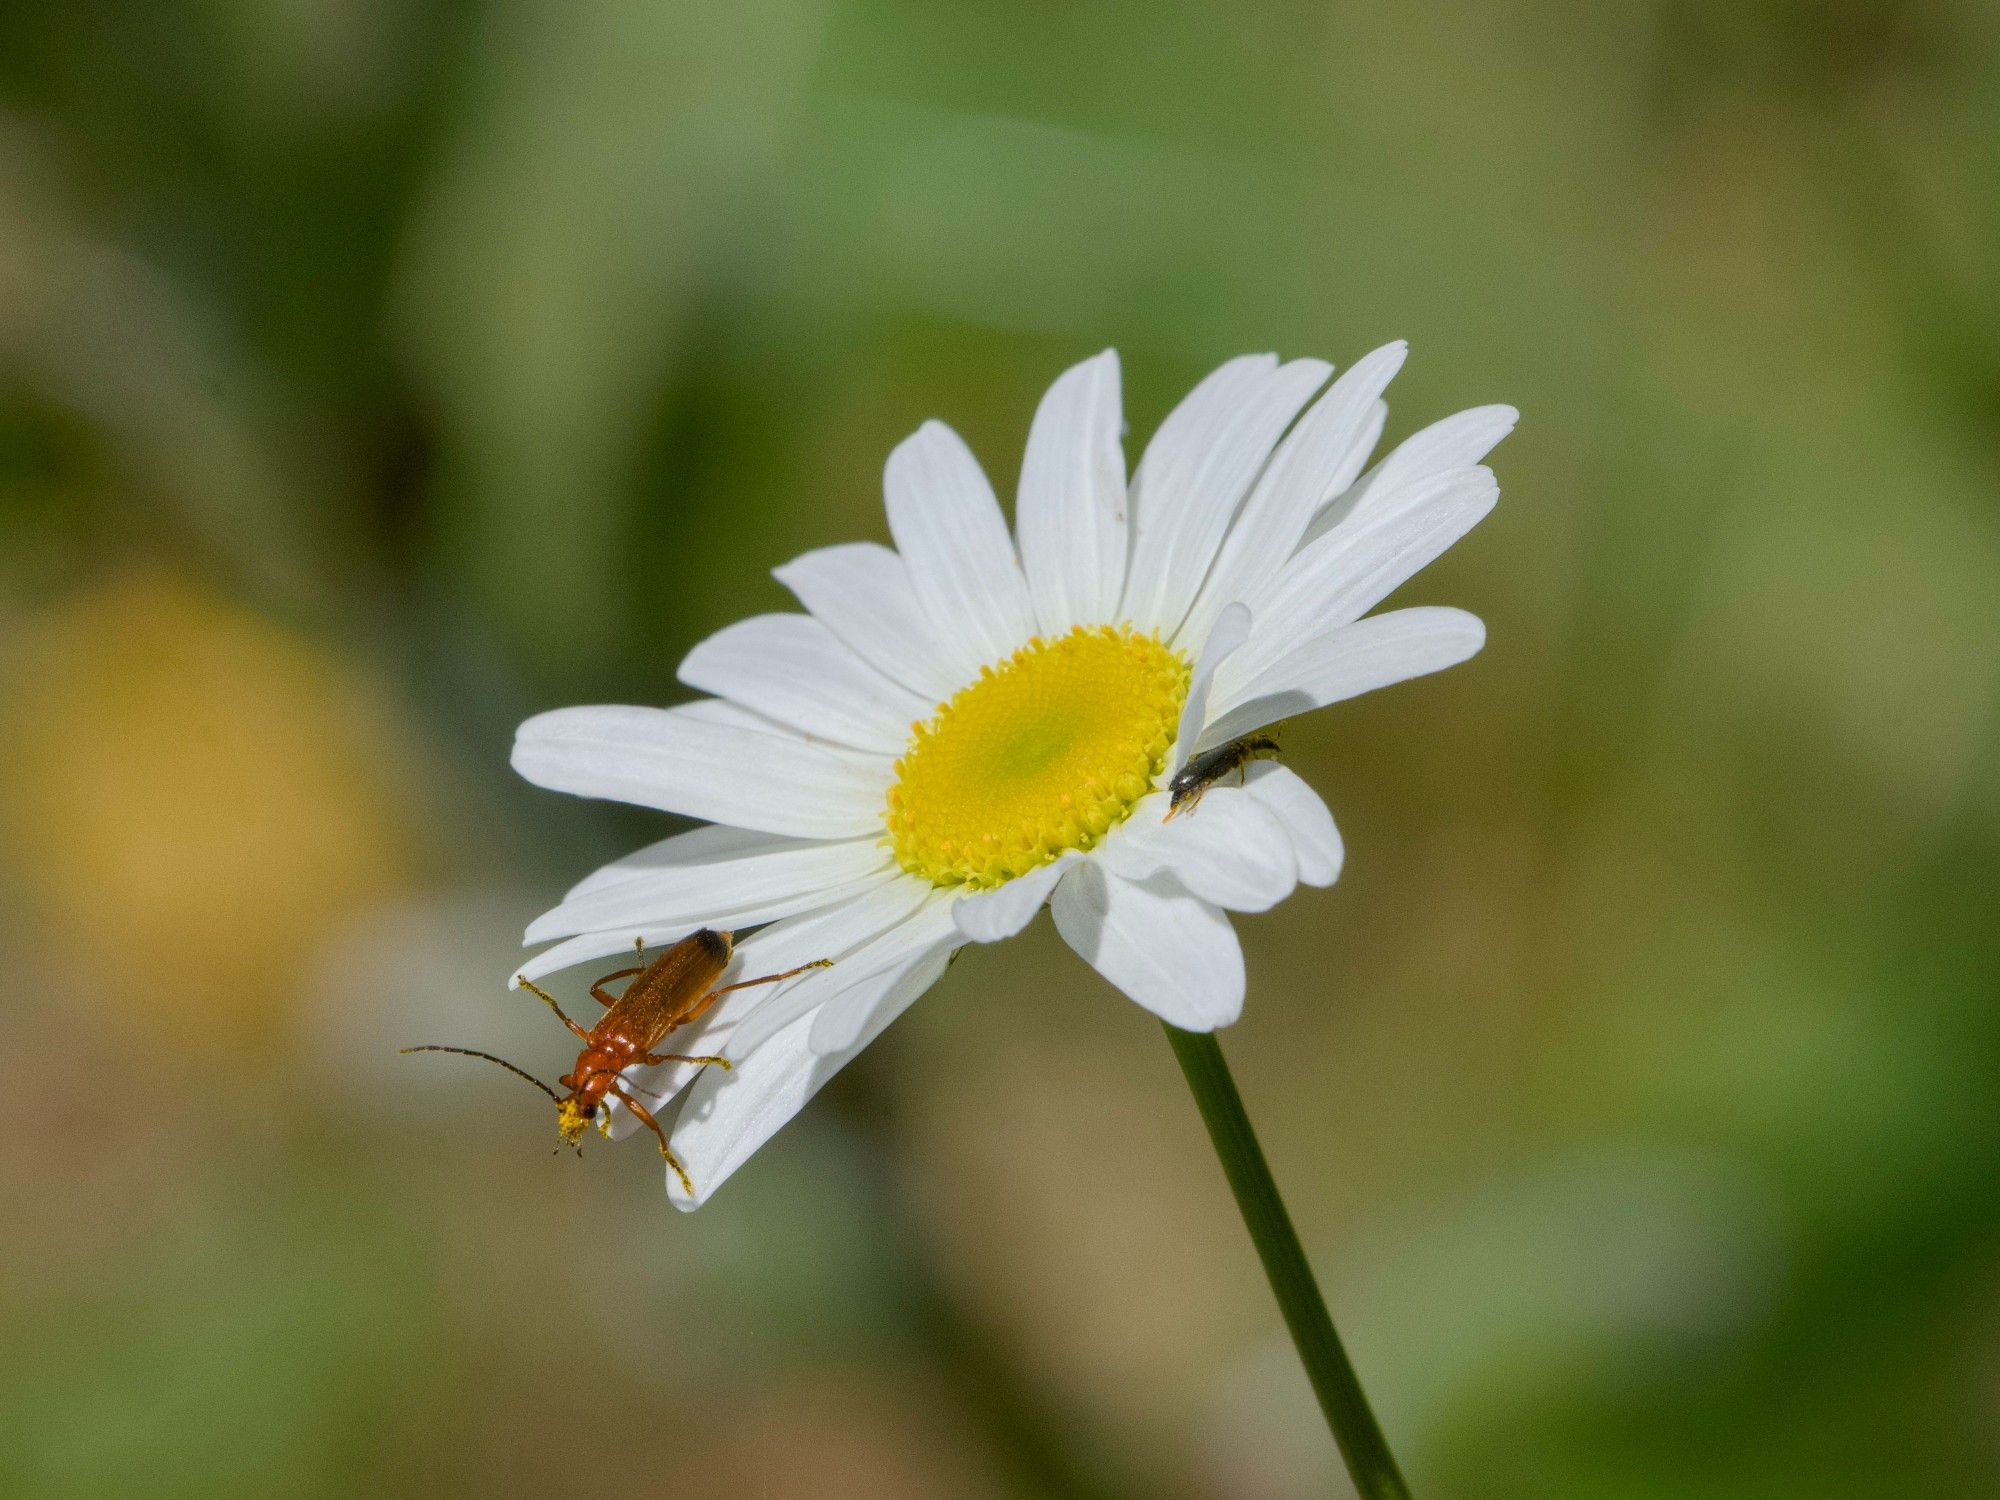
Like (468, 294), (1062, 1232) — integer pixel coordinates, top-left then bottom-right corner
(0, 568), (415, 1047)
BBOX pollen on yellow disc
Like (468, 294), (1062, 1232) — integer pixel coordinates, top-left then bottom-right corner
(886, 625), (1189, 890)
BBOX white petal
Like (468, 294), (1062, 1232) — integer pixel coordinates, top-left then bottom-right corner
(716, 881), (940, 1059)
(1308, 403), (1517, 544)
(1241, 763), (1343, 887)
(667, 1013), (841, 1208)
(1348, 400), (1389, 490)
(1050, 862), (1245, 1030)
(1115, 357), (1273, 628)
(512, 704), (889, 839)
(1098, 788), (1297, 912)
(1181, 342), (1406, 646)
(665, 698), (797, 734)
(1200, 606), (1486, 750)
(678, 613), (931, 755)
(884, 421), (1038, 677)
(809, 900), (960, 1054)
(1221, 467), (1497, 693)
(1171, 602), (1252, 775)
(1122, 357), (1330, 637)
(664, 911), (955, 1208)
(773, 542), (962, 702)
(563, 823), (793, 901)
(525, 835), (890, 943)
(514, 867), (907, 985)
(842, 941), (956, 1055)
(952, 855), (1075, 943)
(602, 879), (934, 1132)
(666, 697), (904, 753)
(1016, 350), (1128, 632)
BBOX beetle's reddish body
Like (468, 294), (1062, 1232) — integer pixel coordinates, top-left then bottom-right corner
(536, 928), (832, 1192)
(556, 926), (737, 1133)
(407, 927), (830, 1196)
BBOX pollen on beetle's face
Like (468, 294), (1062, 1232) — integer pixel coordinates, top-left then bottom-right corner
(886, 624), (1189, 890)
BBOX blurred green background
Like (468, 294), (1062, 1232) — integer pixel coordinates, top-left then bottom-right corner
(3, 2), (1996, 1496)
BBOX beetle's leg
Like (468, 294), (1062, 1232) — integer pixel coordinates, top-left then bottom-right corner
(638, 1050), (731, 1070)
(706, 958), (835, 1001)
(588, 965), (644, 1008)
(669, 958), (836, 1032)
(514, 975), (592, 1043)
(613, 1086), (694, 1196)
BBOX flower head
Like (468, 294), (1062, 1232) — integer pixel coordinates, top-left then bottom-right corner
(512, 346), (1511, 1207)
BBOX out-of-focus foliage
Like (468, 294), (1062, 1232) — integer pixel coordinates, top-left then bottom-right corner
(2, 3), (1996, 1497)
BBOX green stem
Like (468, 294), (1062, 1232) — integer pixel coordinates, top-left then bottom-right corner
(1164, 1024), (1413, 1500)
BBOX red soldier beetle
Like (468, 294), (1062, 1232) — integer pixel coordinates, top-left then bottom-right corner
(405, 928), (832, 1194)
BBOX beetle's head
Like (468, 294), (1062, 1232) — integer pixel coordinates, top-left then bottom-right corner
(556, 1095), (595, 1150)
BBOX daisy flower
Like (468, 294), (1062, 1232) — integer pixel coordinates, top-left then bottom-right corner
(512, 345), (1511, 1208)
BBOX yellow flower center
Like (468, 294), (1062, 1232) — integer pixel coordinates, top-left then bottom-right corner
(886, 625), (1190, 890)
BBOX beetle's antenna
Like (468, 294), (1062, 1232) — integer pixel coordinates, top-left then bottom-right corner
(401, 1045), (563, 1103)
